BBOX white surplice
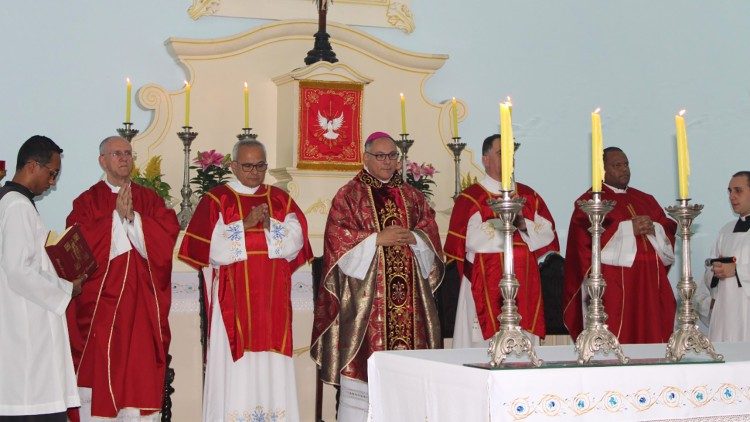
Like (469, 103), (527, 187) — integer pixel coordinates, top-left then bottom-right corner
(704, 217), (750, 342)
(452, 177), (555, 349)
(0, 191), (80, 416)
(203, 181), (304, 422)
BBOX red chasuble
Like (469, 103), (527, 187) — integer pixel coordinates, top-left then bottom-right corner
(311, 171), (444, 385)
(65, 181), (179, 418)
(562, 185), (677, 344)
(444, 183), (559, 339)
(178, 184), (312, 361)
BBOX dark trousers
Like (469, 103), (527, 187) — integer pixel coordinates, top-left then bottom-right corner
(0, 412), (67, 422)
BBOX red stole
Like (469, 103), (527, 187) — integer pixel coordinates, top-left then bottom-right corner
(562, 185), (677, 344)
(66, 181), (179, 418)
(178, 184), (312, 360)
(445, 183), (559, 339)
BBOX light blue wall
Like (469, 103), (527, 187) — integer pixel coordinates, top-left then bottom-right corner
(2, 1), (749, 272)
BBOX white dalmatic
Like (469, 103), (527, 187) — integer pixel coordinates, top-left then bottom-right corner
(704, 219), (750, 342)
(203, 181), (304, 422)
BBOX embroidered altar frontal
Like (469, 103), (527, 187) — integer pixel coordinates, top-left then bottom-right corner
(298, 80), (363, 170)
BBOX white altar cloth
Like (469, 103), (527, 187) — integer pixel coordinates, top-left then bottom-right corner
(368, 343), (750, 421)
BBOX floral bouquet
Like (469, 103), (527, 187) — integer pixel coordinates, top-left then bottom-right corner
(405, 161), (437, 199)
(189, 150), (232, 197)
(131, 155), (172, 202)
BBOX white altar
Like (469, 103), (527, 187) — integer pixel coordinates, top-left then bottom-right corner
(368, 343), (750, 422)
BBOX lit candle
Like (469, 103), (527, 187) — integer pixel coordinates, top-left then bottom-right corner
(499, 101), (514, 191)
(243, 82), (250, 128)
(451, 97), (459, 138)
(184, 81), (191, 127)
(507, 96), (513, 117)
(400, 93), (407, 134)
(591, 108), (603, 192)
(675, 109), (690, 199)
(125, 78), (132, 123)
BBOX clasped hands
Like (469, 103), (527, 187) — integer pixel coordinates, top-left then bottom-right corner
(115, 182), (135, 223)
(243, 203), (270, 230)
(376, 224), (416, 247)
(631, 215), (656, 236)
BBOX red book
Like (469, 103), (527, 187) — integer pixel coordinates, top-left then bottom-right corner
(45, 224), (97, 281)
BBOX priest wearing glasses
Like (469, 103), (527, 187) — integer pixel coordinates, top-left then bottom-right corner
(179, 138), (312, 421)
(311, 131), (444, 422)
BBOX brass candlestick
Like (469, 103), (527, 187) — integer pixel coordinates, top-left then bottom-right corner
(395, 133), (414, 182)
(177, 126), (198, 229)
(237, 127), (258, 141)
(665, 198), (724, 362)
(487, 190), (542, 367)
(447, 137), (467, 199)
(117, 122), (139, 142)
(575, 191), (629, 365)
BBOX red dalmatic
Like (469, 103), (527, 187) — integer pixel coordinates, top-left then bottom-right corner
(444, 183), (559, 339)
(178, 184), (312, 360)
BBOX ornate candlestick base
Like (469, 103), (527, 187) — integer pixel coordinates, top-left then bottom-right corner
(575, 193), (629, 365)
(487, 191), (542, 367)
(395, 133), (414, 182)
(447, 137), (466, 200)
(117, 122), (139, 142)
(237, 127), (258, 141)
(665, 199), (724, 362)
(177, 126), (198, 229)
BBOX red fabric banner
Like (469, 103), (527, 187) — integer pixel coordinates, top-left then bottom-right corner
(298, 80), (363, 170)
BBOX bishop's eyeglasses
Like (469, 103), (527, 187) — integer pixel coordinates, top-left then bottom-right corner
(365, 151), (400, 161)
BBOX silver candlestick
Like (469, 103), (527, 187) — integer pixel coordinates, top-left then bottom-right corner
(237, 127), (258, 141)
(575, 191), (630, 365)
(395, 133), (414, 182)
(117, 122), (139, 143)
(487, 190), (542, 367)
(665, 198), (724, 362)
(177, 126), (198, 229)
(447, 137), (466, 200)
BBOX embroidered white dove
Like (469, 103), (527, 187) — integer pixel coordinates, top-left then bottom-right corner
(318, 111), (344, 140)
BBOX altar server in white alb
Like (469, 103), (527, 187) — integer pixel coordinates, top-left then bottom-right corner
(0, 135), (82, 420)
(704, 171), (750, 342)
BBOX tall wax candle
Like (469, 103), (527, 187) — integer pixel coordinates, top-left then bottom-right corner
(675, 110), (690, 199)
(451, 97), (459, 138)
(499, 102), (514, 191)
(400, 93), (407, 134)
(125, 78), (132, 123)
(591, 109), (603, 192)
(184, 81), (191, 127)
(243, 82), (250, 128)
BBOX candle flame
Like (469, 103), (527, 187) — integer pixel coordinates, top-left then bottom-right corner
(184, 80), (189, 88)
(126, 77), (131, 85)
(244, 82), (248, 89)
(400, 93), (404, 100)
(593, 107), (601, 114)
(506, 96), (512, 106)
(452, 96), (456, 101)
(679, 109), (686, 116)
